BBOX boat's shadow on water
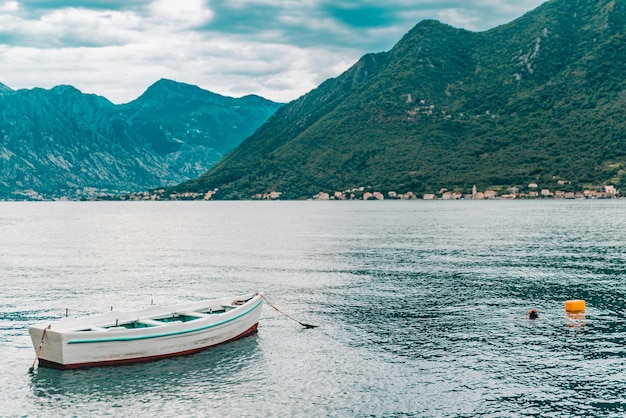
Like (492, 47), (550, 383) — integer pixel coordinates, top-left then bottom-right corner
(29, 335), (261, 402)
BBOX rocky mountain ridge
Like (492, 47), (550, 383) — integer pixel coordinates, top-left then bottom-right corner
(0, 79), (281, 199)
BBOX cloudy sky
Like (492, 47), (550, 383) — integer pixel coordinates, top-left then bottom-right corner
(0, 0), (546, 104)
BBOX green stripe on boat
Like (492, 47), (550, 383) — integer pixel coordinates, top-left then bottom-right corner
(67, 299), (263, 344)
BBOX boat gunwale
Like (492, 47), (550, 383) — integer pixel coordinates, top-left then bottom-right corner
(65, 298), (262, 344)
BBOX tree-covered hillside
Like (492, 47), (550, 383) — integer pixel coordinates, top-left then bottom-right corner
(174, 0), (626, 199)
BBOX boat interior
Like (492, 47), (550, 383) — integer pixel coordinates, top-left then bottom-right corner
(85, 303), (242, 332)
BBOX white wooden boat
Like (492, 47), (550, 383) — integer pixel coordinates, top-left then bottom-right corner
(28, 293), (263, 370)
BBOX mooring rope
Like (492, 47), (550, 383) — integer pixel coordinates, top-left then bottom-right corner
(28, 324), (51, 373)
(257, 293), (318, 329)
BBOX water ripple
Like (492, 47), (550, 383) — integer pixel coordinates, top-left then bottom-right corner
(1, 200), (626, 416)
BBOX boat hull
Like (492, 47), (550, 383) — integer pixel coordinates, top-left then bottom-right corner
(29, 294), (262, 370)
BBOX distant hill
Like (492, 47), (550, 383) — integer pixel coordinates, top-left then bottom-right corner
(0, 82), (13, 94)
(174, 0), (626, 199)
(0, 79), (281, 199)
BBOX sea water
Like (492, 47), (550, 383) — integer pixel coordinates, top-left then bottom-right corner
(1, 200), (625, 417)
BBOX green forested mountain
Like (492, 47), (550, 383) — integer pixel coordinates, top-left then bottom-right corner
(0, 79), (280, 199)
(175, 0), (626, 199)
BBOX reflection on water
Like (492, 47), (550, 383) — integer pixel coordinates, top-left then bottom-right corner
(565, 311), (586, 328)
(31, 334), (262, 415)
(30, 336), (260, 401)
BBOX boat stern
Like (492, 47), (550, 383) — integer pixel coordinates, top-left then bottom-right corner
(29, 324), (65, 368)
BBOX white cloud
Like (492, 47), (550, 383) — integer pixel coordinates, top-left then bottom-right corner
(41, 8), (143, 46)
(148, 0), (213, 28)
(0, 6), (143, 48)
(0, 1), (18, 12)
(0, 0), (547, 104)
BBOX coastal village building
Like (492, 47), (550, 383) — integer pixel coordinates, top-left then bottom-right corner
(252, 191), (283, 200)
(136, 182), (621, 201)
(606, 185), (617, 196)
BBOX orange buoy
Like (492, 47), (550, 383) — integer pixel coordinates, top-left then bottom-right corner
(565, 299), (586, 313)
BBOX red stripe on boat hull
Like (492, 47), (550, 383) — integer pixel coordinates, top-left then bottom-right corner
(38, 323), (259, 370)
